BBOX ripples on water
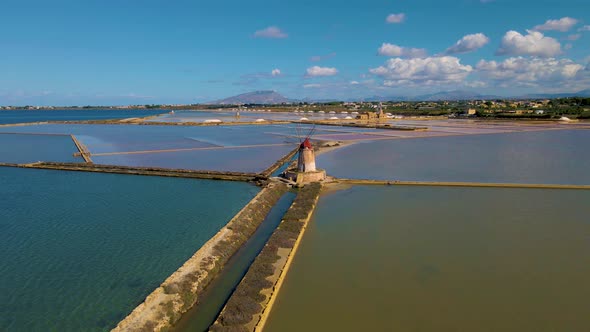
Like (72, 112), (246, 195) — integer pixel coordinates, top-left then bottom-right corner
(0, 168), (259, 331)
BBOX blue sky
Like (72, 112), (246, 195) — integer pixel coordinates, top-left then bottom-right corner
(1, 0), (589, 105)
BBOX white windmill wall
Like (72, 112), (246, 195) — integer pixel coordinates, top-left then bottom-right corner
(298, 148), (316, 172)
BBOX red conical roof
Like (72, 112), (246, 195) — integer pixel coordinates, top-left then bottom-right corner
(300, 138), (313, 149)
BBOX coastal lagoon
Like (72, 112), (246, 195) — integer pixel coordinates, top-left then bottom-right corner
(0, 167), (259, 331)
(0, 109), (164, 125)
(318, 129), (590, 185)
(265, 185), (590, 332)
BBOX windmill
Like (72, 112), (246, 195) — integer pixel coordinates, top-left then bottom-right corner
(295, 124), (317, 172)
(283, 122), (326, 184)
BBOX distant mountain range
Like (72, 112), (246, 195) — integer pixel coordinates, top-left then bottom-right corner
(361, 89), (590, 101)
(210, 90), (292, 104)
(519, 89), (590, 99)
(209, 89), (590, 105)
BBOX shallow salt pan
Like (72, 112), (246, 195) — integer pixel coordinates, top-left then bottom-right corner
(317, 129), (590, 185)
(0, 133), (83, 164)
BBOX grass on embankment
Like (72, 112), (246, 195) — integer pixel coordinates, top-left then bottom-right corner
(210, 182), (322, 331)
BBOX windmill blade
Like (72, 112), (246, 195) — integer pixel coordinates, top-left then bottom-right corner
(305, 124), (317, 141)
(295, 121), (303, 143)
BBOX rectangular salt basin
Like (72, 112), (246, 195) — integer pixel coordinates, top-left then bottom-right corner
(92, 144), (294, 173)
(265, 185), (590, 332)
(317, 129), (590, 185)
(0, 124), (296, 153)
(0, 167), (259, 331)
(0, 133), (83, 164)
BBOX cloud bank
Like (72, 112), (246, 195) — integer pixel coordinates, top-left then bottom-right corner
(370, 56), (472, 86)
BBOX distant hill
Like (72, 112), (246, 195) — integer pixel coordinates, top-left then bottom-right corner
(520, 89), (590, 99)
(411, 90), (501, 101)
(209, 89), (590, 105)
(211, 91), (292, 104)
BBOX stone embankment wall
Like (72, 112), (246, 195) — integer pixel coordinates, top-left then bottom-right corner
(11, 162), (262, 182)
(210, 182), (322, 332)
(259, 148), (298, 178)
(112, 183), (288, 332)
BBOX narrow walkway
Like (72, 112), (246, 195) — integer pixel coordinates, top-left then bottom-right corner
(70, 135), (93, 163)
(2, 162), (260, 182)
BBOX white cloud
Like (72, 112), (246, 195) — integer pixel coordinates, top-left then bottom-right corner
(579, 25), (590, 32)
(369, 56), (473, 86)
(377, 43), (427, 58)
(496, 30), (561, 57)
(303, 83), (322, 88)
(253, 26), (288, 39)
(349, 81), (360, 85)
(445, 33), (490, 54)
(477, 57), (584, 86)
(306, 66), (338, 77)
(386, 13), (405, 24)
(533, 17), (578, 32)
(271, 69), (281, 76)
(566, 34), (581, 41)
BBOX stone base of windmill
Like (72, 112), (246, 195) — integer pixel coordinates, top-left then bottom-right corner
(284, 169), (326, 185)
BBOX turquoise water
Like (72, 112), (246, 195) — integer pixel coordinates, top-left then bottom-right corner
(0, 110), (165, 125)
(318, 129), (590, 184)
(0, 133), (83, 164)
(172, 191), (297, 332)
(265, 185), (590, 332)
(0, 167), (259, 331)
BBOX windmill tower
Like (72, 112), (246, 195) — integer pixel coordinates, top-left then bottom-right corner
(284, 124), (326, 184)
(297, 138), (316, 172)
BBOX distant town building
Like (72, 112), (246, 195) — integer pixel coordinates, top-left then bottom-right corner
(356, 102), (388, 120)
